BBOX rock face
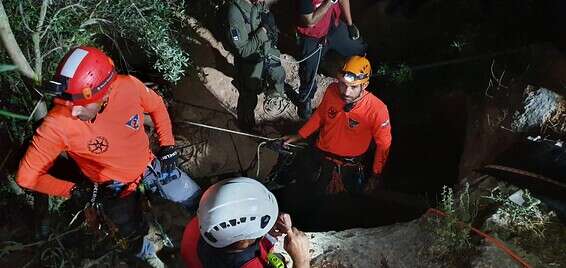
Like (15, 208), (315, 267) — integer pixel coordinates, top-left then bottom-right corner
(308, 221), (426, 268)
(511, 86), (564, 132)
(297, 218), (521, 268)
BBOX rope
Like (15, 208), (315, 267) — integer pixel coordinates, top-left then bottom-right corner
(256, 140), (270, 177)
(298, 44), (324, 103)
(176, 120), (303, 149)
(426, 208), (533, 268)
(268, 43), (324, 104)
(267, 44), (323, 64)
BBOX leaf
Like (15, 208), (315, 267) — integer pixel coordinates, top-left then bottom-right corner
(0, 65), (18, 73)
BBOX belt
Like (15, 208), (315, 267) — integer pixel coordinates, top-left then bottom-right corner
(98, 175), (143, 199)
(321, 150), (363, 166)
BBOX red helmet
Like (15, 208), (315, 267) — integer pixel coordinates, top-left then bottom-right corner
(47, 46), (116, 106)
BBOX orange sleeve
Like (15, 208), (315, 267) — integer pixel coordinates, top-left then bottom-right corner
(132, 76), (175, 146)
(372, 105), (392, 175)
(16, 119), (74, 197)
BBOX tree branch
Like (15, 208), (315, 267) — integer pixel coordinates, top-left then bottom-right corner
(32, 0), (49, 80)
(0, 0), (37, 80)
(40, 3), (84, 40)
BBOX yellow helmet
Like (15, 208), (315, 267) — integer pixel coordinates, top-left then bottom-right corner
(340, 56), (371, 85)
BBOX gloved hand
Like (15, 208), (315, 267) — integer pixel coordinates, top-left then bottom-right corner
(157, 146), (178, 174)
(347, 24), (360, 40)
(363, 173), (383, 194)
(260, 11), (279, 45)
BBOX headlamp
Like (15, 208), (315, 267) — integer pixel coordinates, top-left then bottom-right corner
(342, 71), (368, 83)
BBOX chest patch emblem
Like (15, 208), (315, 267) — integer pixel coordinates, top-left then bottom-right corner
(88, 136), (109, 154)
(126, 114), (141, 130)
(328, 106), (338, 119)
(348, 118), (360, 129)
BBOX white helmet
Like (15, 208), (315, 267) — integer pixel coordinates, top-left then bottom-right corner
(197, 177), (279, 248)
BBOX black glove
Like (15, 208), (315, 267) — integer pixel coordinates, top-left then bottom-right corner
(260, 11), (279, 45)
(348, 24), (360, 40)
(158, 146), (178, 173)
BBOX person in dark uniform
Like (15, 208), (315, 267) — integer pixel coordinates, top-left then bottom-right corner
(226, 0), (287, 130)
(295, 0), (367, 119)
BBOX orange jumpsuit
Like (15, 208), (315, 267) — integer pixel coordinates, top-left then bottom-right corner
(298, 83), (392, 174)
(17, 75), (174, 197)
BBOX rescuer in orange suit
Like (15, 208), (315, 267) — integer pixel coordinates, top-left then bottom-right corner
(16, 46), (200, 267)
(283, 56), (391, 194)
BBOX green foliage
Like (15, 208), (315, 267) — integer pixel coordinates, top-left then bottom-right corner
(99, 0), (190, 82)
(483, 187), (555, 238)
(0, 61), (36, 143)
(186, 0), (229, 28)
(0, 64), (18, 73)
(1, 0), (190, 146)
(376, 63), (413, 85)
(426, 184), (476, 260)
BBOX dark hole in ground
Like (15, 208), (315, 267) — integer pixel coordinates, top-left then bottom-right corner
(274, 77), (468, 231)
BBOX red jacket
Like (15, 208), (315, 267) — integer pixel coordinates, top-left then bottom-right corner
(296, 0), (342, 39)
(298, 83), (392, 174)
(181, 218), (274, 268)
(16, 75), (174, 197)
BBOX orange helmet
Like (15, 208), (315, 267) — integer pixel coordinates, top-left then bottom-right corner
(340, 56), (371, 85)
(46, 46), (116, 106)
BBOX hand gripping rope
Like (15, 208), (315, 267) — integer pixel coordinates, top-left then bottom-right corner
(177, 121), (305, 178)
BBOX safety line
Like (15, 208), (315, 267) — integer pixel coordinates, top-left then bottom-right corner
(269, 44), (324, 103)
(175, 121), (304, 149)
(426, 208), (533, 268)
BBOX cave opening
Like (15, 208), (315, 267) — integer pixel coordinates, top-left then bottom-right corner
(273, 65), (470, 232)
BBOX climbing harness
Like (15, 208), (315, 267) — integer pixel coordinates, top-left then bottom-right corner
(323, 154), (364, 194)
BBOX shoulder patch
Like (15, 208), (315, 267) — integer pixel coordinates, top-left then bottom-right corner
(380, 119), (390, 128)
(231, 28), (240, 41)
(126, 114), (141, 130)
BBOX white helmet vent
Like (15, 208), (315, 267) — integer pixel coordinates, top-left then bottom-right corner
(198, 177), (279, 248)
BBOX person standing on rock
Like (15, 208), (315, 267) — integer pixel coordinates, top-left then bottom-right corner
(16, 46), (201, 268)
(181, 177), (311, 268)
(226, 0), (287, 130)
(283, 56), (391, 195)
(294, 0), (367, 119)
